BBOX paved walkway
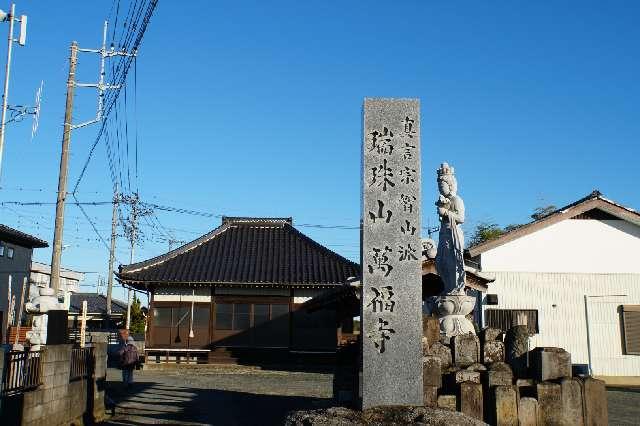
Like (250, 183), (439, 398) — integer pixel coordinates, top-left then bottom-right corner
(102, 366), (333, 426)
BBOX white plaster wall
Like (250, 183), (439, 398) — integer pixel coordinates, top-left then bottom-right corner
(153, 287), (212, 302)
(293, 289), (324, 304)
(481, 219), (640, 273)
(481, 272), (640, 376)
(214, 287), (289, 296)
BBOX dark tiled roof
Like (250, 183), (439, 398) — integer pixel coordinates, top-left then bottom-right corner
(69, 293), (127, 315)
(118, 217), (360, 287)
(0, 224), (48, 248)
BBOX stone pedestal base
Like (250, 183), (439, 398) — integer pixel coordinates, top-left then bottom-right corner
(434, 294), (476, 341)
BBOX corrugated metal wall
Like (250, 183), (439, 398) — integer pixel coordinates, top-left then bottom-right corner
(482, 272), (640, 376)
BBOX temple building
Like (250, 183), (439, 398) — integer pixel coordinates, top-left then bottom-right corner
(117, 217), (359, 363)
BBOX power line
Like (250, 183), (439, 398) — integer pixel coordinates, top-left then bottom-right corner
(71, 194), (111, 252)
(72, 0), (158, 195)
(0, 200), (112, 206)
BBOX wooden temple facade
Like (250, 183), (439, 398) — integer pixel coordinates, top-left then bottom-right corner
(117, 217), (360, 362)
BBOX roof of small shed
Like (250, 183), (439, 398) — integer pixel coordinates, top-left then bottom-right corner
(69, 293), (127, 315)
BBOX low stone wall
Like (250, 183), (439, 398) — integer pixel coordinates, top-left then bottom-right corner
(4, 343), (107, 426)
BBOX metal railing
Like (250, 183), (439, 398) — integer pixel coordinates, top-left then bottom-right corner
(2, 350), (43, 396)
(69, 347), (93, 381)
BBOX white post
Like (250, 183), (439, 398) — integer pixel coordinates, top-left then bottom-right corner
(80, 300), (87, 347)
(0, 3), (15, 182)
(13, 276), (26, 346)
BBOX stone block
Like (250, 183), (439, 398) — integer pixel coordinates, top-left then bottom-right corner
(455, 370), (480, 384)
(453, 334), (480, 367)
(54, 372), (68, 387)
(531, 347), (571, 382)
(516, 378), (535, 387)
(28, 403), (44, 422)
(424, 385), (438, 408)
(428, 342), (452, 369)
(460, 382), (483, 421)
(515, 378), (537, 400)
(494, 385), (518, 426)
(483, 341), (505, 364)
(562, 378), (584, 426)
(518, 397), (538, 426)
(489, 361), (512, 372)
(42, 386), (56, 403)
(466, 362), (487, 372)
(437, 394), (456, 411)
(422, 337), (430, 357)
(583, 377), (608, 426)
(485, 370), (513, 388)
(423, 315), (441, 347)
(537, 382), (563, 425)
(481, 327), (502, 343)
(423, 356), (442, 387)
(25, 389), (43, 408)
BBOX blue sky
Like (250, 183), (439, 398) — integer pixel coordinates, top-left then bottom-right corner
(0, 1), (638, 302)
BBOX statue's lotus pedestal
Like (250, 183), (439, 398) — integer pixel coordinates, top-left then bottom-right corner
(434, 294), (476, 342)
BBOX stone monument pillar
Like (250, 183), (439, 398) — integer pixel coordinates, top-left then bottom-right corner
(362, 98), (423, 408)
(433, 163), (476, 341)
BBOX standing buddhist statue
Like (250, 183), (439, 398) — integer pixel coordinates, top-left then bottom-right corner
(433, 163), (476, 340)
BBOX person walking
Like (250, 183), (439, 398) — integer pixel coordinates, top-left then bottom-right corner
(117, 335), (139, 389)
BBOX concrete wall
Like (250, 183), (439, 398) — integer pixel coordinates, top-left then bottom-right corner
(15, 343), (107, 425)
(481, 272), (640, 376)
(481, 219), (640, 273)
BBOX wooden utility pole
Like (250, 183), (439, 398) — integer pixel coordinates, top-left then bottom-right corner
(125, 215), (136, 330)
(50, 41), (78, 294)
(106, 191), (119, 317)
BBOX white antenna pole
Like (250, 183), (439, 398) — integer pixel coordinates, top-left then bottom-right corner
(30, 80), (42, 141)
(0, 3), (16, 183)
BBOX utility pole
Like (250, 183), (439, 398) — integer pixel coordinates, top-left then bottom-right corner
(126, 228), (135, 329)
(50, 21), (135, 294)
(106, 190), (119, 318)
(125, 195), (138, 330)
(50, 41), (78, 294)
(0, 3), (27, 184)
(122, 192), (151, 329)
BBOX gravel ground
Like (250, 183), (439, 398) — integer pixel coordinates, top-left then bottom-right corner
(607, 387), (640, 426)
(101, 367), (640, 426)
(102, 366), (333, 426)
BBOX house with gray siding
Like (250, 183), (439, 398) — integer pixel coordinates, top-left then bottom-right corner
(0, 224), (48, 341)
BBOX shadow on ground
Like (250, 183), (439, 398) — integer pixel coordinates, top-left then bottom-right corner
(101, 378), (332, 426)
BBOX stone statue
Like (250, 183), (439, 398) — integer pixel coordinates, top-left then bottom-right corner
(435, 162), (466, 294)
(25, 287), (61, 350)
(432, 163), (476, 340)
